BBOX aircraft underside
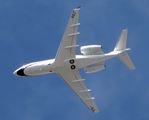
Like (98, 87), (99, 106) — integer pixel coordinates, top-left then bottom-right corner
(13, 7), (135, 113)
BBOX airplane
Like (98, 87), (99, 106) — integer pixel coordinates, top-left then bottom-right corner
(13, 6), (135, 113)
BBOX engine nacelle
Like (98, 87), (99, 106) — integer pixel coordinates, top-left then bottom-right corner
(85, 64), (106, 73)
(80, 45), (103, 55)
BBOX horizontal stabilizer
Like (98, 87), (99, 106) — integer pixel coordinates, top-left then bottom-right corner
(118, 51), (135, 70)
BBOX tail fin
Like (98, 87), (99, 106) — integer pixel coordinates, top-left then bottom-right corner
(114, 29), (135, 70)
(114, 29), (128, 51)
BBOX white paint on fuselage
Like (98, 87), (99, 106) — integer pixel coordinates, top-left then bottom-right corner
(13, 52), (117, 76)
(14, 59), (55, 76)
(26, 59), (55, 76)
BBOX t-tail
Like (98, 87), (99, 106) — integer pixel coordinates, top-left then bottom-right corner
(113, 29), (135, 70)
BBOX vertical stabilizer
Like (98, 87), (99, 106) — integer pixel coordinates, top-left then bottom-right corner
(114, 29), (128, 51)
(114, 29), (135, 70)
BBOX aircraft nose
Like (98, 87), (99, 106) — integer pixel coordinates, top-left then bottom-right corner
(13, 70), (17, 76)
(13, 68), (27, 76)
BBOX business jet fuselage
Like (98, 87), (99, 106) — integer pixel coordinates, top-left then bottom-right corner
(13, 52), (117, 76)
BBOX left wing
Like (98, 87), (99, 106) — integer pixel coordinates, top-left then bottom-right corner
(54, 7), (81, 66)
(57, 68), (99, 113)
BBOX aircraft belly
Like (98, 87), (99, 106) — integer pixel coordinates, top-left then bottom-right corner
(24, 65), (53, 76)
(76, 55), (106, 68)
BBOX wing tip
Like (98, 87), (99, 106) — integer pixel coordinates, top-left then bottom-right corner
(73, 6), (81, 10)
(77, 6), (81, 8)
(92, 109), (100, 113)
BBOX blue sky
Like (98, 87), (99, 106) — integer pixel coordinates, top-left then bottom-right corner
(0, 0), (149, 120)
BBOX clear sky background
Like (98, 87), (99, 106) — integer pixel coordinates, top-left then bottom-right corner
(0, 0), (149, 120)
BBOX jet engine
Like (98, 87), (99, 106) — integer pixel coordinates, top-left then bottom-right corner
(85, 63), (106, 73)
(80, 45), (103, 55)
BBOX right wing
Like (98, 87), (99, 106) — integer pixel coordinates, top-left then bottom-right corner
(57, 68), (99, 113)
(54, 7), (81, 67)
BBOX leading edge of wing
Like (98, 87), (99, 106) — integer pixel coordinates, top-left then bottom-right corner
(54, 7), (81, 67)
(57, 68), (99, 113)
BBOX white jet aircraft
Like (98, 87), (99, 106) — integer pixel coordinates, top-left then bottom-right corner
(13, 6), (135, 113)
